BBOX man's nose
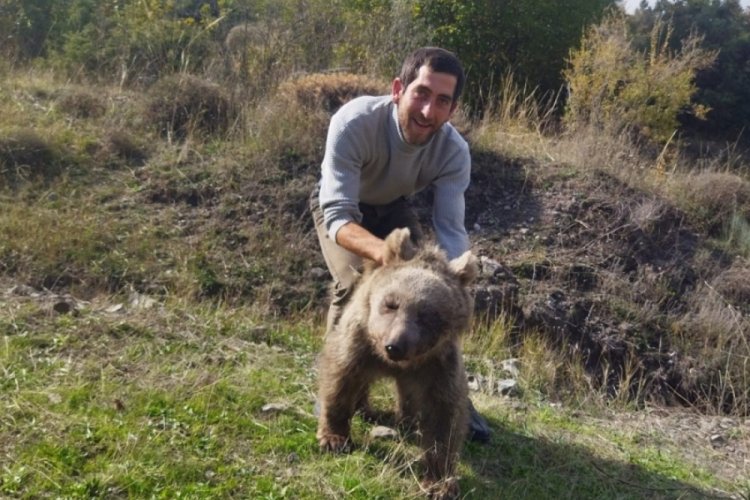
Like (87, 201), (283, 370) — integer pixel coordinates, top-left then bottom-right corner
(421, 100), (435, 119)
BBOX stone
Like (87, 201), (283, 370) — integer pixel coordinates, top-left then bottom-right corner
(500, 358), (521, 378)
(369, 425), (399, 440)
(498, 379), (520, 397)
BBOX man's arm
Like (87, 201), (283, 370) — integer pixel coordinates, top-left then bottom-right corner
(335, 222), (386, 265)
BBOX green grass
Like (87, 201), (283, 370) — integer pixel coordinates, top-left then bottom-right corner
(0, 57), (748, 500)
(0, 298), (741, 499)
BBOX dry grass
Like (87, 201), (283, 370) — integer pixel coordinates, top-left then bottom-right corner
(145, 73), (232, 140)
(0, 128), (64, 186)
(277, 72), (388, 113)
(55, 88), (107, 119)
(668, 170), (750, 235)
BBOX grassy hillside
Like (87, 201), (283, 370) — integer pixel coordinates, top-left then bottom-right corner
(1, 65), (749, 498)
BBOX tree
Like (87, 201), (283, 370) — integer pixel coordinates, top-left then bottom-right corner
(412, 0), (616, 114)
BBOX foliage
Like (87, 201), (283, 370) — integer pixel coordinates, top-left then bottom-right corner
(564, 12), (716, 144)
(627, 0), (750, 140)
(412, 0), (615, 114)
(332, 0), (425, 77)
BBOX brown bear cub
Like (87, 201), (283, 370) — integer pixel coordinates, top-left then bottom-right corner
(316, 228), (478, 498)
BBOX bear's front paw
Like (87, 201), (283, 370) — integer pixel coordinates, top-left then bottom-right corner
(318, 433), (352, 453)
(421, 477), (460, 500)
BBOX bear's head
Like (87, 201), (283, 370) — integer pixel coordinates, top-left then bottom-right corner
(365, 228), (478, 366)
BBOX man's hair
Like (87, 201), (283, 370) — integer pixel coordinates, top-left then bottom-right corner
(398, 47), (465, 102)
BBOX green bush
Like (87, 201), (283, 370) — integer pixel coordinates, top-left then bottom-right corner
(564, 13), (716, 144)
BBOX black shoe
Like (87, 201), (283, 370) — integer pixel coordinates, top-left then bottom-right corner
(467, 399), (491, 443)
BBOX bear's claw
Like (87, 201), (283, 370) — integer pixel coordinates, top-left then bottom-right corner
(318, 433), (351, 453)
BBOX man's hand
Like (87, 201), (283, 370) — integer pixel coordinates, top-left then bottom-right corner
(335, 222), (387, 265)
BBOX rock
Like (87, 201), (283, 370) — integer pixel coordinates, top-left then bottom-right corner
(8, 284), (37, 296)
(500, 358), (521, 378)
(498, 379), (520, 397)
(308, 267), (328, 280)
(370, 425), (399, 440)
(129, 292), (157, 310)
(709, 433), (726, 448)
(106, 303), (124, 313)
(467, 374), (483, 392)
(479, 256), (503, 279)
(261, 403), (288, 414)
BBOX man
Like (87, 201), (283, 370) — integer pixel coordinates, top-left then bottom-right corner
(310, 47), (490, 443)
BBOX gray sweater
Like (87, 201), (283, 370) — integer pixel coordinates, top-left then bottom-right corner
(318, 95), (471, 259)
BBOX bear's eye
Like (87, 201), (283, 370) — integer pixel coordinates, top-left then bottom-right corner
(383, 298), (399, 312)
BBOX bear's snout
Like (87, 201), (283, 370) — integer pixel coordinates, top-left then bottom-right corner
(381, 319), (420, 362)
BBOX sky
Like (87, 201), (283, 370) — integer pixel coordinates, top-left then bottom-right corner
(621, 0), (750, 12)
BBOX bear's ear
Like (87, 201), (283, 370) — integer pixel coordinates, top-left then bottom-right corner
(449, 251), (478, 286)
(383, 228), (417, 265)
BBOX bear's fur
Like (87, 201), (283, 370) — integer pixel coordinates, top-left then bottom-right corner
(316, 228), (478, 498)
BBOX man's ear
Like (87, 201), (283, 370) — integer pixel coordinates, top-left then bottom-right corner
(391, 78), (404, 104)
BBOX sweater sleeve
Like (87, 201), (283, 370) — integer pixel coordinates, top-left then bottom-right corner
(318, 109), (369, 241)
(431, 143), (471, 260)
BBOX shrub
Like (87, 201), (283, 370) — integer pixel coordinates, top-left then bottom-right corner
(101, 129), (148, 167)
(277, 72), (388, 113)
(564, 13), (716, 145)
(56, 89), (106, 119)
(145, 74), (231, 139)
(674, 280), (750, 414)
(711, 263), (750, 314)
(0, 129), (63, 187)
(673, 171), (750, 236)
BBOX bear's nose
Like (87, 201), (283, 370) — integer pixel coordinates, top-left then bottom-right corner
(385, 343), (406, 361)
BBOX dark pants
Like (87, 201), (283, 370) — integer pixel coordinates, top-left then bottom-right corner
(310, 187), (423, 333)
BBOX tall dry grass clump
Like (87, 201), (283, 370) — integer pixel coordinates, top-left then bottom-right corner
(672, 277), (750, 415)
(277, 73), (388, 113)
(0, 128), (64, 187)
(471, 70), (560, 159)
(241, 72), (389, 171)
(669, 171), (750, 236)
(145, 74), (231, 140)
(55, 88), (106, 119)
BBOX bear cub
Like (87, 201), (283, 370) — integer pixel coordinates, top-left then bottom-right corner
(316, 228), (478, 498)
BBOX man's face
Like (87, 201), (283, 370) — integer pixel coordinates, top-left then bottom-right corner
(392, 65), (458, 146)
